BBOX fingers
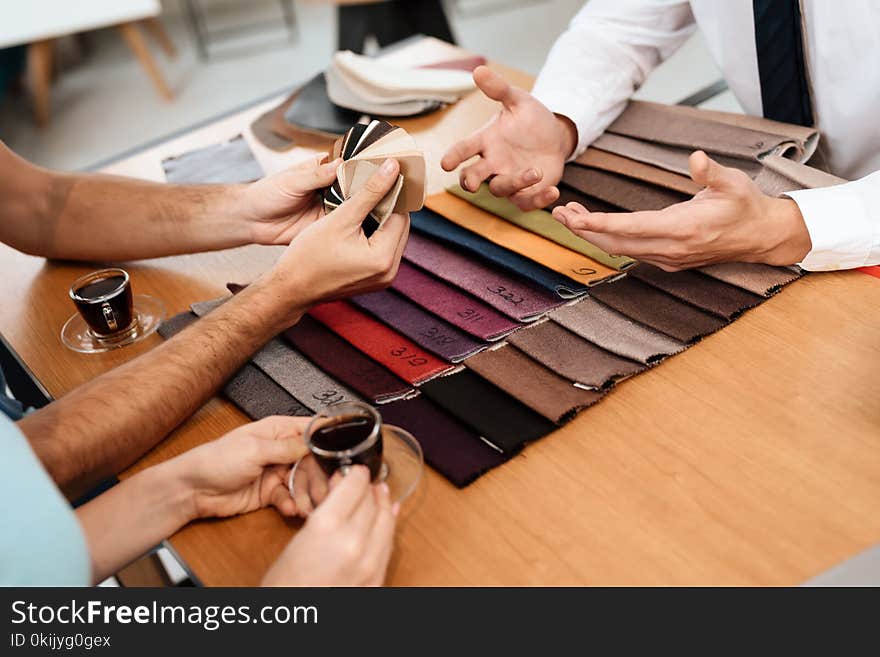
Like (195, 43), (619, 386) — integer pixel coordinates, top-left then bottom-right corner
(459, 158), (496, 193)
(441, 132), (484, 172)
(552, 203), (669, 239)
(291, 457), (315, 517)
(346, 478), (381, 540)
(486, 168), (542, 198)
(268, 475), (298, 517)
(508, 184), (560, 211)
(313, 465), (371, 521)
(473, 65), (525, 110)
(248, 415), (310, 440)
(336, 159), (401, 224)
(368, 212), (410, 278)
(688, 150), (746, 191)
(360, 484), (397, 586)
(289, 155), (342, 193)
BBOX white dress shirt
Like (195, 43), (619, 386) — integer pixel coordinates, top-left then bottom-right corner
(531, 0), (880, 270)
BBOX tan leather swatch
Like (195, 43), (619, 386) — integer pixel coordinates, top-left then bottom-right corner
(574, 148), (702, 196)
(464, 344), (605, 424)
(425, 192), (621, 286)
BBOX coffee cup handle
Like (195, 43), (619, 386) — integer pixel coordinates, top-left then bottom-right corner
(101, 303), (118, 331)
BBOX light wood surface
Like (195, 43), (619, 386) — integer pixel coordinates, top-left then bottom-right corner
(1, 40), (878, 586)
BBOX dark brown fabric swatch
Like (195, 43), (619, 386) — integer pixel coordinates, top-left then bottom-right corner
(506, 319), (645, 389)
(589, 277), (727, 343)
(574, 148), (702, 196)
(698, 263), (803, 297)
(464, 345), (605, 423)
(551, 185), (623, 213)
(419, 369), (555, 454)
(628, 263), (765, 320)
(561, 166), (689, 212)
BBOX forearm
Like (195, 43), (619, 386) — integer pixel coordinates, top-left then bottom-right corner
(18, 274), (305, 499)
(76, 461), (194, 583)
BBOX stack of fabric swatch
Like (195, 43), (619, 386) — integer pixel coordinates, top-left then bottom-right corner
(159, 101), (845, 488)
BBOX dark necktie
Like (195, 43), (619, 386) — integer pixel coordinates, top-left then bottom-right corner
(753, 0), (814, 126)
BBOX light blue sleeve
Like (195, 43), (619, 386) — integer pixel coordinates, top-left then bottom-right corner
(0, 414), (91, 586)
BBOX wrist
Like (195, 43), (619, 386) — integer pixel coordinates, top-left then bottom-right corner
(240, 269), (310, 333)
(762, 197), (813, 265)
(136, 460), (199, 527)
(554, 114), (579, 161)
(216, 183), (259, 245)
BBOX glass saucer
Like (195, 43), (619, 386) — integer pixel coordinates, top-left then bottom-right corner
(289, 424), (423, 506)
(61, 295), (166, 353)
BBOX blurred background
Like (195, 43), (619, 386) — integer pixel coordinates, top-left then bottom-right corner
(0, 0), (739, 171)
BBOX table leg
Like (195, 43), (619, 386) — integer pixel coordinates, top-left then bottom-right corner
(117, 22), (173, 101)
(141, 17), (177, 58)
(27, 39), (54, 127)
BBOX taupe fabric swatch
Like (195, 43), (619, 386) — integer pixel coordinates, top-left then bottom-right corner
(574, 148), (702, 196)
(628, 263), (765, 320)
(755, 153), (847, 196)
(464, 344), (605, 424)
(698, 263), (803, 297)
(550, 297), (685, 364)
(591, 133), (763, 179)
(506, 319), (645, 389)
(561, 166), (689, 212)
(607, 100), (801, 161)
(589, 277), (727, 343)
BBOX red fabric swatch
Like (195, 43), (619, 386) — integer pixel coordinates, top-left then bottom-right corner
(859, 266), (880, 280)
(309, 301), (452, 385)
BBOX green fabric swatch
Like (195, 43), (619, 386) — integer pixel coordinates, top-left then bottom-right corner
(447, 184), (636, 271)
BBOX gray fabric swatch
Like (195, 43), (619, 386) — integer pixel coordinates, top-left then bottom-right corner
(162, 134), (264, 184)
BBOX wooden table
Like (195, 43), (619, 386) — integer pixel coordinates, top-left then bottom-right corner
(2, 39), (879, 586)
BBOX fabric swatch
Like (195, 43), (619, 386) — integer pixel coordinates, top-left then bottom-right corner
(351, 289), (487, 362)
(607, 100), (800, 161)
(282, 314), (414, 404)
(309, 301), (452, 385)
(162, 135), (264, 184)
(507, 319), (645, 389)
(550, 297), (685, 364)
(561, 166), (689, 212)
(426, 192), (620, 287)
(591, 133), (763, 179)
(158, 311), (311, 418)
(464, 345), (605, 424)
(755, 153), (847, 196)
(447, 184), (634, 271)
(404, 232), (565, 321)
(589, 277), (727, 343)
(859, 265), (880, 280)
(552, 185), (623, 213)
(628, 263), (765, 320)
(283, 72), (362, 137)
(573, 148), (703, 196)
(698, 263), (803, 297)
(419, 369), (555, 454)
(391, 262), (519, 341)
(410, 208), (588, 299)
(379, 395), (508, 488)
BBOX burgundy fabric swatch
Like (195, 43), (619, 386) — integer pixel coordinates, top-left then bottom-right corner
(309, 301), (452, 385)
(351, 289), (488, 362)
(281, 314), (414, 404)
(379, 395), (508, 488)
(419, 369), (555, 454)
(507, 319), (645, 389)
(628, 263), (765, 320)
(464, 345), (606, 424)
(404, 232), (565, 322)
(391, 261), (520, 341)
(561, 166), (689, 212)
(698, 263), (803, 297)
(589, 277), (727, 343)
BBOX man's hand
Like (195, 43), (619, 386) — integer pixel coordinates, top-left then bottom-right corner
(237, 155), (342, 245)
(551, 151), (813, 271)
(262, 466), (398, 587)
(441, 66), (576, 211)
(265, 157), (411, 307)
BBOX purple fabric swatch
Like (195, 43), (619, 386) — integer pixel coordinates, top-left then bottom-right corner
(403, 232), (565, 322)
(351, 289), (488, 362)
(379, 395), (509, 488)
(391, 262), (520, 341)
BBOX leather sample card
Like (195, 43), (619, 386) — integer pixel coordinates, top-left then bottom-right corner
(351, 289), (488, 362)
(550, 297), (685, 364)
(404, 232), (565, 321)
(283, 72), (363, 137)
(464, 345), (605, 424)
(561, 166), (689, 212)
(309, 301), (452, 385)
(589, 277), (727, 343)
(282, 314), (415, 404)
(419, 369), (556, 454)
(574, 148), (702, 196)
(162, 135), (264, 184)
(379, 395), (509, 488)
(698, 263), (803, 297)
(391, 262), (520, 341)
(629, 263), (765, 320)
(410, 209), (588, 299)
(426, 192), (620, 287)
(447, 184), (635, 271)
(507, 319), (645, 390)
(158, 311), (311, 418)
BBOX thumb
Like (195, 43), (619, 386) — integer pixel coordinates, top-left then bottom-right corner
(689, 150), (741, 191)
(286, 155), (342, 194)
(473, 65), (523, 110)
(335, 158), (401, 226)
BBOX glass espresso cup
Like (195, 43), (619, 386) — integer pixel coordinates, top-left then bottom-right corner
(305, 401), (387, 482)
(69, 268), (137, 339)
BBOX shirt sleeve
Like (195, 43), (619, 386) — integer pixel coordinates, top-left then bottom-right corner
(787, 170), (880, 270)
(531, 0), (697, 159)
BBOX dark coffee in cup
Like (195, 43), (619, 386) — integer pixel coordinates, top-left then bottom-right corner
(69, 268), (136, 338)
(306, 402), (385, 481)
